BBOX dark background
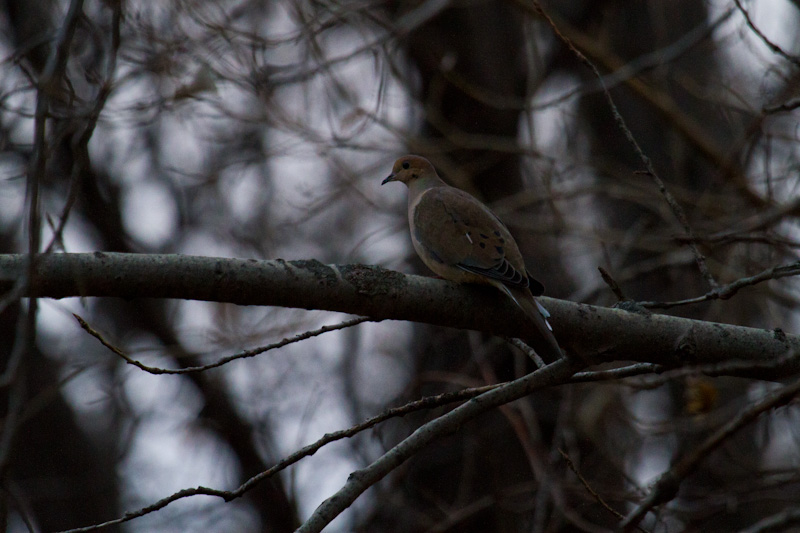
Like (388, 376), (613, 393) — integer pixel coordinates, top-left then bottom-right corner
(2, 1), (800, 531)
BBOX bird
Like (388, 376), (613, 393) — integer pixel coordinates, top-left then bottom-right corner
(382, 155), (564, 362)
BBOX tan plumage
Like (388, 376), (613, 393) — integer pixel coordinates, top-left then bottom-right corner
(383, 155), (563, 362)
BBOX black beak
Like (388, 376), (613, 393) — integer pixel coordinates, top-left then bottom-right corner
(381, 174), (396, 185)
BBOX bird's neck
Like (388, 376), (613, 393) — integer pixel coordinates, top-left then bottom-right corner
(406, 174), (446, 204)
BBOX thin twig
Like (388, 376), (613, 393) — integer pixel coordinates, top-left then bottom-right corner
(507, 337), (546, 368)
(57, 381), (501, 533)
(45, 1), (122, 254)
(444, 6), (735, 113)
(558, 449), (649, 533)
(55, 348), (797, 532)
(676, 197), (800, 247)
(523, 0), (719, 290)
(732, 0), (800, 68)
(571, 363), (664, 382)
(638, 261), (800, 309)
(0, 0), (87, 483)
(624, 350), (799, 389)
(620, 375), (800, 531)
(296, 358), (583, 533)
(74, 314), (375, 374)
(597, 266), (627, 301)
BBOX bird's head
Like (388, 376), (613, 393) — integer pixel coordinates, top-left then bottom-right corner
(382, 155), (436, 186)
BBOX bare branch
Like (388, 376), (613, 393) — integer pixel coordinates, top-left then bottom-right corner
(639, 260), (800, 309)
(74, 313), (374, 374)
(507, 337), (546, 368)
(0, 0), (86, 486)
(624, 350), (799, 388)
(733, 0), (800, 68)
(620, 375), (800, 531)
(519, 0), (719, 290)
(571, 363), (664, 382)
(558, 449), (649, 533)
(44, 1), (123, 255)
(296, 358), (583, 533)
(598, 266), (627, 301)
(1, 253), (798, 369)
(57, 381), (503, 533)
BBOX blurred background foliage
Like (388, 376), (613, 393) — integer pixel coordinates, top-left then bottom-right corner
(2, 0), (800, 531)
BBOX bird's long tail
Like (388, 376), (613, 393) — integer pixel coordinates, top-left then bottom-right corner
(500, 285), (564, 363)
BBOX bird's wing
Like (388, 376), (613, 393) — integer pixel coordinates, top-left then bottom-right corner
(412, 186), (544, 294)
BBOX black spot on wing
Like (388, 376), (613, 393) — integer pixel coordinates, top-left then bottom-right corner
(526, 270), (545, 295)
(457, 258), (530, 290)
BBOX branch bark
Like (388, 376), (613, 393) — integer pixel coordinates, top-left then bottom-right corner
(0, 253), (796, 374)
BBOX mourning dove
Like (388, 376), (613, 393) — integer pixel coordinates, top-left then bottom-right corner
(382, 155), (564, 362)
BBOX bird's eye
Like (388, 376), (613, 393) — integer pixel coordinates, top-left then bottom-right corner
(402, 161), (410, 169)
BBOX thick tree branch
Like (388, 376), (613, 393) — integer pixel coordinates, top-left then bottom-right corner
(0, 253), (797, 374)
